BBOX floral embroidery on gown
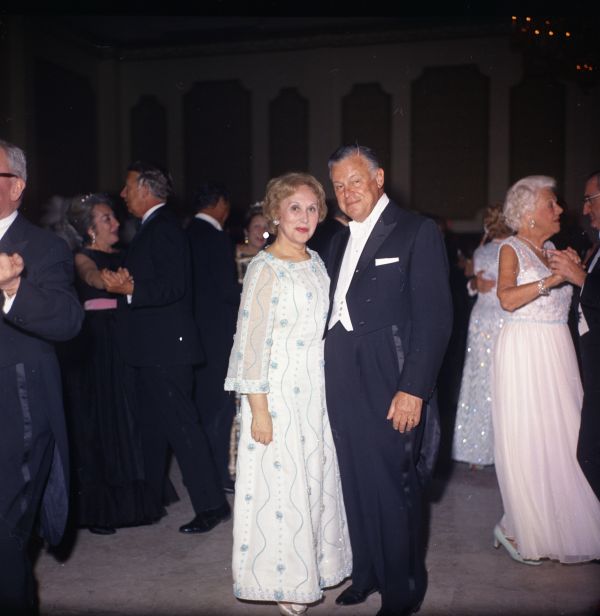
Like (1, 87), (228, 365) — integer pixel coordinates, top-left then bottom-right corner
(491, 237), (600, 563)
(225, 249), (352, 602)
(453, 240), (507, 466)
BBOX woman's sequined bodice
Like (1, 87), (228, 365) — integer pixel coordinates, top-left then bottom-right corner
(499, 236), (572, 324)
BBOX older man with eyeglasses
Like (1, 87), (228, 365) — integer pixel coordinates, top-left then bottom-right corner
(549, 170), (600, 501)
(0, 139), (83, 612)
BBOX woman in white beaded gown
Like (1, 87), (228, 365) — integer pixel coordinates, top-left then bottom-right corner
(492, 175), (600, 565)
(452, 204), (511, 468)
(225, 173), (352, 615)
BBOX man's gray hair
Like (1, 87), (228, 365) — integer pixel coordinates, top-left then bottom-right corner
(503, 175), (556, 232)
(327, 144), (381, 175)
(0, 139), (27, 182)
(128, 160), (172, 201)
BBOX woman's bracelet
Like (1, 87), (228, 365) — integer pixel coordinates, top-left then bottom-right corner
(537, 277), (550, 296)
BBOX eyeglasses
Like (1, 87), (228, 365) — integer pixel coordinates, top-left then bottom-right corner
(583, 191), (600, 205)
(0, 172), (18, 178)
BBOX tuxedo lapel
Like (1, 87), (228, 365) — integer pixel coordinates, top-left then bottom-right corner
(351, 206), (397, 285)
(0, 214), (29, 255)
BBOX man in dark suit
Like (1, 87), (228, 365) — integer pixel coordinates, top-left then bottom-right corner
(324, 145), (452, 616)
(186, 182), (240, 493)
(551, 169), (600, 500)
(0, 140), (83, 612)
(101, 162), (230, 534)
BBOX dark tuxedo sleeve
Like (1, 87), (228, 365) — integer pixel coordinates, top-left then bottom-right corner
(131, 221), (189, 308)
(4, 238), (83, 341)
(581, 269), (600, 316)
(208, 233), (241, 307)
(397, 218), (452, 399)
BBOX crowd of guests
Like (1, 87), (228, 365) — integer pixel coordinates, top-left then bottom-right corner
(1, 136), (599, 615)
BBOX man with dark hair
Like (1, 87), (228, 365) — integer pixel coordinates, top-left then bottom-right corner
(550, 169), (600, 500)
(324, 145), (452, 615)
(0, 140), (83, 612)
(101, 162), (230, 534)
(186, 182), (240, 494)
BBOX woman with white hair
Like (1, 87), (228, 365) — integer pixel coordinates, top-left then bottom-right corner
(491, 175), (600, 565)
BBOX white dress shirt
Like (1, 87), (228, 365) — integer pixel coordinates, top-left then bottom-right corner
(195, 212), (222, 231)
(329, 194), (389, 331)
(1, 210), (19, 313)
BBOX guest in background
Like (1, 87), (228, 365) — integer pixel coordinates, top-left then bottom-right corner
(225, 173), (351, 615)
(491, 175), (600, 565)
(102, 161), (229, 535)
(235, 203), (268, 283)
(186, 182), (240, 494)
(61, 193), (172, 534)
(0, 140), (83, 612)
(549, 169), (600, 500)
(452, 204), (511, 469)
(307, 197), (350, 260)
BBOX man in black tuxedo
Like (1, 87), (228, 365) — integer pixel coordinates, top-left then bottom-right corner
(324, 146), (452, 616)
(0, 140), (83, 612)
(101, 162), (229, 534)
(551, 169), (600, 500)
(186, 182), (240, 493)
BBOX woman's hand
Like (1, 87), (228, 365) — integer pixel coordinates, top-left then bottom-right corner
(547, 249), (586, 287)
(248, 393), (273, 445)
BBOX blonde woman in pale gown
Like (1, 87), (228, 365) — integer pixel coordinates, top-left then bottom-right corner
(225, 173), (351, 615)
(491, 175), (600, 565)
(452, 204), (511, 468)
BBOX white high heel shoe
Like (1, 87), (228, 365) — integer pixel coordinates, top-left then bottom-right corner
(493, 524), (541, 566)
(277, 602), (308, 615)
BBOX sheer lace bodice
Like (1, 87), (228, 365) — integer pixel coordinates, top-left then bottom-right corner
(499, 236), (572, 323)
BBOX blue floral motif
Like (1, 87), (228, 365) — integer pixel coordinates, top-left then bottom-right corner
(266, 338), (273, 347)
(236, 351), (243, 360)
(280, 319), (288, 327)
(241, 544), (249, 552)
(277, 271), (286, 279)
(242, 309), (249, 318)
(275, 510), (283, 520)
(248, 443), (256, 451)
(274, 591), (284, 601)
(271, 296), (279, 305)
(244, 494), (253, 502)
(293, 386), (300, 394)
(296, 339), (305, 347)
(260, 382), (269, 392)
(270, 410), (278, 418)
(270, 360), (278, 369)
(306, 291), (313, 300)
(274, 461), (282, 470)
(276, 563), (286, 573)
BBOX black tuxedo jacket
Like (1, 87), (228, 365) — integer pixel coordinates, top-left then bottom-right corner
(326, 200), (453, 479)
(581, 253), (600, 352)
(185, 217), (240, 366)
(115, 206), (202, 367)
(0, 213), (83, 543)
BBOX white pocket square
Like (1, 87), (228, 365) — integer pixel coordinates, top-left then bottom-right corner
(375, 257), (399, 266)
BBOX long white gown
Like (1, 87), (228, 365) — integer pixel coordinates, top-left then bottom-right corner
(491, 236), (600, 563)
(225, 249), (352, 603)
(453, 240), (506, 466)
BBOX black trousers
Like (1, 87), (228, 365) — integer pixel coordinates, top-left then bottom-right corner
(194, 354), (236, 488)
(325, 324), (427, 615)
(0, 364), (55, 614)
(577, 344), (600, 501)
(133, 364), (225, 514)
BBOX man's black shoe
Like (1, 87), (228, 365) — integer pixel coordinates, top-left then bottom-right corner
(335, 585), (378, 606)
(179, 502), (231, 534)
(376, 600), (422, 615)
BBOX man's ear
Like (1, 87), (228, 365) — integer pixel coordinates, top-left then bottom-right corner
(375, 168), (384, 190)
(10, 178), (26, 203)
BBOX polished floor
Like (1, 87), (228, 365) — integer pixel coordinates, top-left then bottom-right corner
(35, 462), (600, 616)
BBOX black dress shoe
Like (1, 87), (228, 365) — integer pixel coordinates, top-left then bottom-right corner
(88, 526), (116, 535)
(335, 584), (378, 606)
(376, 600), (422, 616)
(178, 501), (231, 534)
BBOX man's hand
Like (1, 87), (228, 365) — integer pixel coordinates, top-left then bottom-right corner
(100, 267), (134, 295)
(547, 249), (586, 287)
(386, 390), (423, 433)
(0, 252), (24, 296)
